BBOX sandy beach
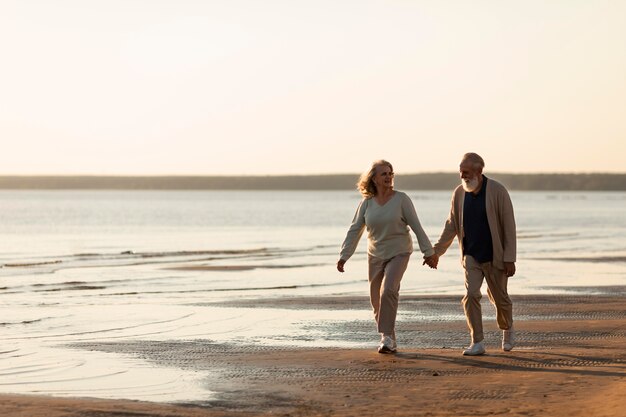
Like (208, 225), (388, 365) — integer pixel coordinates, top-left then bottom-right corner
(2, 292), (625, 417)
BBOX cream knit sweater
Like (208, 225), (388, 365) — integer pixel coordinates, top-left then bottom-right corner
(340, 191), (435, 261)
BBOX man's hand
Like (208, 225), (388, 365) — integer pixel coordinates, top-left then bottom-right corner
(504, 262), (516, 277)
(336, 259), (346, 273)
(423, 254), (439, 269)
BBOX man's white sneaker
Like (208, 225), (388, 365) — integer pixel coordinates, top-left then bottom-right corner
(502, 327), (515, 352)
(462, 341), (485, 356)
(378, 335), (397, 354)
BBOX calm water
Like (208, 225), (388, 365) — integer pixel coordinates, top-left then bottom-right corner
(1, 190), (625, 401)
(1, 190), (625, 291)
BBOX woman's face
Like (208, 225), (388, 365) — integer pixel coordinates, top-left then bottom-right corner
(373, 164), (394, 191)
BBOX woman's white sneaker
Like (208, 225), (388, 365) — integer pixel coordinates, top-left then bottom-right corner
(462, 341), (485, 356)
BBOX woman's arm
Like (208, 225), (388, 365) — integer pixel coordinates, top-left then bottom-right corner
(338, 198), (368, 262)
(401, 194), (434, 257)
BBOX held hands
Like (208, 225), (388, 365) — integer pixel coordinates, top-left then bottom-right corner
(336, 259), (346, 273)
(423, 253), (439, 269)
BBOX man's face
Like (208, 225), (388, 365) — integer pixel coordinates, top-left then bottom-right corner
(459, 161), (481, 192)
(459, 161), (479, 181)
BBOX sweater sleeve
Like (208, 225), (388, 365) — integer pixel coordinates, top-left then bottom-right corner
(401, 194), (435, 257)
(433, 191), (459, 257)
(499, 188), (517, 262)
(339, 198), (368, 261)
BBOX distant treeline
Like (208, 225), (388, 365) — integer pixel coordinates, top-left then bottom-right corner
(0, 173), (624, 191)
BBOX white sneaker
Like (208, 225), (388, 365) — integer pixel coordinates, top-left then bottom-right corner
(502, 326), (515, 352)
(378, 335), (397, 354)
(462, 341), (485, 356)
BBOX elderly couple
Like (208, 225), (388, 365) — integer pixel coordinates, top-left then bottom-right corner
(337, 153), (516, 356)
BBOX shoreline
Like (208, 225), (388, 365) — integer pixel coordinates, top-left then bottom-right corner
(2, 293), (626, 416)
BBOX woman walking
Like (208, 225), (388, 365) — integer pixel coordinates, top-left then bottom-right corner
(337, 160), (437, 353)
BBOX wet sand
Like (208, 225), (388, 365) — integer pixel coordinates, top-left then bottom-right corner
(2, 293), (626, 417)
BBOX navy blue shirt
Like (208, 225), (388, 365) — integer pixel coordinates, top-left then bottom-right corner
(463, 176), (493, 263)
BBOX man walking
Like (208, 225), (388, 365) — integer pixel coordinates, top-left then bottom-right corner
(429, 153), (516, 355)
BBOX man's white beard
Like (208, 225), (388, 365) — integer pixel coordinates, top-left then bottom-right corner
(462, 176), (480, 192)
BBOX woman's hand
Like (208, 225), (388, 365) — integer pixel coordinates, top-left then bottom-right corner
(336, 259), (346, 273)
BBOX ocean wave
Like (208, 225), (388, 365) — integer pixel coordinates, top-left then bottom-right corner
(529, 256), (626, 263)
(3, 247), (325, 271)
(0, 247), (288, 277)
(121, 248), (270, 258)
(164, 263), (326, 272)
(3, 260), (63, 267)
(0, 318), (45, 326)
(35, 285), (108, 292)
(98, 281), (353, 298)
(67, 248), (272, 261)
(517, 232), (580, 240)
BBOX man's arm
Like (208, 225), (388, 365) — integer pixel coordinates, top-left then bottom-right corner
(500, 188), (516, 264)
(433, 193), (459, 257)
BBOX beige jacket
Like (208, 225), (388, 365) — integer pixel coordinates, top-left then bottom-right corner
(433, 177), (516, 269)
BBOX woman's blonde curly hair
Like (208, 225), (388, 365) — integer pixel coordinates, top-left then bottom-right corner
(357, 160), (393, 198)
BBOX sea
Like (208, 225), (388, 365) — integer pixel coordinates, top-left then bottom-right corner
(1, 190), (625, 402)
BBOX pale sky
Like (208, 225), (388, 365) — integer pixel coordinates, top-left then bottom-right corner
(1, 0), (625, 175)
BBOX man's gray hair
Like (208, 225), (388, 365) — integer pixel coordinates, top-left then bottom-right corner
(461, 152), (485, 170)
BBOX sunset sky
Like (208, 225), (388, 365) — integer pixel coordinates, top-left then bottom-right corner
(1, 0), (625, 175)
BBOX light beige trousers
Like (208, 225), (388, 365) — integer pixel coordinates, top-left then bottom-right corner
(368, 253), (411, 338)
(462, 255), (513, 343)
